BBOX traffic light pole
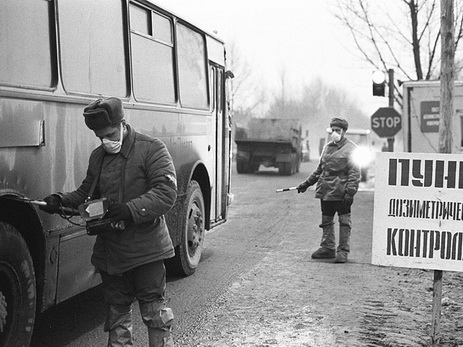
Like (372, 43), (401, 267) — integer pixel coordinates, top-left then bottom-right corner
(387, 69), (395, 151)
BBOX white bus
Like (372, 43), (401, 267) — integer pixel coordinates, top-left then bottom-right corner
(0, 1), (233, 345)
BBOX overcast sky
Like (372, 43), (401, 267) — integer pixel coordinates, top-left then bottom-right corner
(154, 0), (387, 115)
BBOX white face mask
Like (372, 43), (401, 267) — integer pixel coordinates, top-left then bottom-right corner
(102, 125), (123, 154)
(331, 131), (342, 143)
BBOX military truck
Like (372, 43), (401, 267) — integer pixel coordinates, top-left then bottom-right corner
(235, 118), (302, 175)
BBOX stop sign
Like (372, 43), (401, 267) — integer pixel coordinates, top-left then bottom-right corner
(371, 107), (402, 137)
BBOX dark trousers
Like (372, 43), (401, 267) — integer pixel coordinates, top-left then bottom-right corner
(100, 260), (174, 346)
(320, 200), (351, 216)
(100, 260), (166, 306)
(319, 200), (352, 253)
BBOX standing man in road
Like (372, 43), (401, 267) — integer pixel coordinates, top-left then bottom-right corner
(296, 117), (360, 263)
(40, 97), (177, 346)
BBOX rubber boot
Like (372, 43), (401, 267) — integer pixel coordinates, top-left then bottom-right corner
(312, 215), (336, 258)
(105, 305), (133, 347)
(335, 213), (352, 263)
(140, 301), (174, 347)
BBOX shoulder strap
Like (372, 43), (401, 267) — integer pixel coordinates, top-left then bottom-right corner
(87, 154), (105, 201)
(119, 158), (127, 202)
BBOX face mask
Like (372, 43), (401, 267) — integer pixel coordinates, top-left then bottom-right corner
(102, 125), (123, 154)
(331, 131), (342, 143)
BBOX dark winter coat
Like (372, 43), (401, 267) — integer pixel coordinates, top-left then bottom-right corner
(306, 137), (360, 201)
(60, 125), (177, 274)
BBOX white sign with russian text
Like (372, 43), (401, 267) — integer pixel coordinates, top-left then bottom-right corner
(372, 152), (463, 272)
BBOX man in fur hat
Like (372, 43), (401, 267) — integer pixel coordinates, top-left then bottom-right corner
(41, 97), (177, 346)
(297, 117), (360, 263)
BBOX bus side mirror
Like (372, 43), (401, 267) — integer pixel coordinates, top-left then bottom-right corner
(225, 70), (234, 79)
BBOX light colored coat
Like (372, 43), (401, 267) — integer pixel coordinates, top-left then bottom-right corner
(307, 137), (360, 201)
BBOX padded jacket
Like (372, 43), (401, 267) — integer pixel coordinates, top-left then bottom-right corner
(60, 125), (177, 274)
(306, 137), (360, 201)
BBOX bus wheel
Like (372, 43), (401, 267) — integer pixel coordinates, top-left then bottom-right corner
(278, 162), (291, 176)
(236, 160), (249, 174)
(172, 181), (205, 276)
(361, 168), (368, 182)
(251, 161), (260, 173)
(0, 222), (36, 347)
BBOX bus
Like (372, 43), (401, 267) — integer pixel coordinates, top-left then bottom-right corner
(0, 1), (233, 345)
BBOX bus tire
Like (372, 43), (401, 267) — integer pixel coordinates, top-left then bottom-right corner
(361, 168), (368, 182)
(291, 153), (296, 174)
(278, 162), (291, 176)
(236, 160), (249, 174)
(251, 161), (259, 173)
(0, 222), (36, 347)
(170, 181), (205, 276)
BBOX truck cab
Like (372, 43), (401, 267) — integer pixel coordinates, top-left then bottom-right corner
(235, 118), (302, 175)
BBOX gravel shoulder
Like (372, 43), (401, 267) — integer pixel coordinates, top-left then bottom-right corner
(189, 167), (463, 347)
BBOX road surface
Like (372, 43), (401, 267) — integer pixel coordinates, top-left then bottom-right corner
(31, 161), (463, 346)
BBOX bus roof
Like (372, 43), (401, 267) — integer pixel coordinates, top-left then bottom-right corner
(325, 127), (370, 135)
(402, 80), (463, 88)
(146, 0), (225, 44)
(346, 128), (371, 135)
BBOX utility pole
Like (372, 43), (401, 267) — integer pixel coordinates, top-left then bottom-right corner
(433, 1), (454, 346)
(387, 69), (395, 151)
(440, 0), (454, 153)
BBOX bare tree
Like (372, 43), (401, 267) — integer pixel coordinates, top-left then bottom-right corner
(265, 77), (369, 158)
(266, 66), (291, 118)
(226, 41), (266, 119)
(334, 0), (463, 84)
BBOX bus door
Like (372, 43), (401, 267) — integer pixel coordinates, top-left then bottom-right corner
(211, 65), (225, 221)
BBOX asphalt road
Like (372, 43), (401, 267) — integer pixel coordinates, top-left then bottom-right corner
(31, 161), (319, 346)
(29, 161), (463, 346)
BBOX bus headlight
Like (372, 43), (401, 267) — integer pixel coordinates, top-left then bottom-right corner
(352, 146), (374, 168)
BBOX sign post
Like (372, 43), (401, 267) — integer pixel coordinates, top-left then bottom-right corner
(433, 0), (455, 345)
(370, 107), (402, 152)
(387, 69), (395, 151)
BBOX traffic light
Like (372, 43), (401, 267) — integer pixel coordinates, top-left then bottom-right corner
(372, 70), (386, 96)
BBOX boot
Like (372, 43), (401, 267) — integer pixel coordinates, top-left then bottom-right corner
(312, 215), (336, 259)
(140, 301), (174, 347)
(105, 305), (133, 347)
(335, 214), (352, 263)
(148, 326), (174, 347)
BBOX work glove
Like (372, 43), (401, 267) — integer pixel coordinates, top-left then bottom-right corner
(40, 194), (62, 214)
(106, 202), (133, 223)
(297, 181), (310, 193)
(343, 194), (354, 207)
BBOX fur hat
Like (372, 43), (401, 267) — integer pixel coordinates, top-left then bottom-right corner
(329, 117), (349, 130)
(83, 97), (124, 130)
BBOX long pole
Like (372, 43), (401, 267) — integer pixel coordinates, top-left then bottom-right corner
(439, 0), (454, 153)
(387, 69), (395, 151)
(433, 1), (455, 345)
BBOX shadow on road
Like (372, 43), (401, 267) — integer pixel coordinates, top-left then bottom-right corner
(31, 286), (106, 347)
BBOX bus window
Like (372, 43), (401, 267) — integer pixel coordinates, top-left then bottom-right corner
(130, 3), (151, 35)
(460, 115), (463, 148)
(210, 67), (216, 111)
(130, 4), (176, 104)
(153, 11), (173, 44)
(177, 23), (209, 109)
(59, 0), (127, 97)
(0, 0), (54, 88)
